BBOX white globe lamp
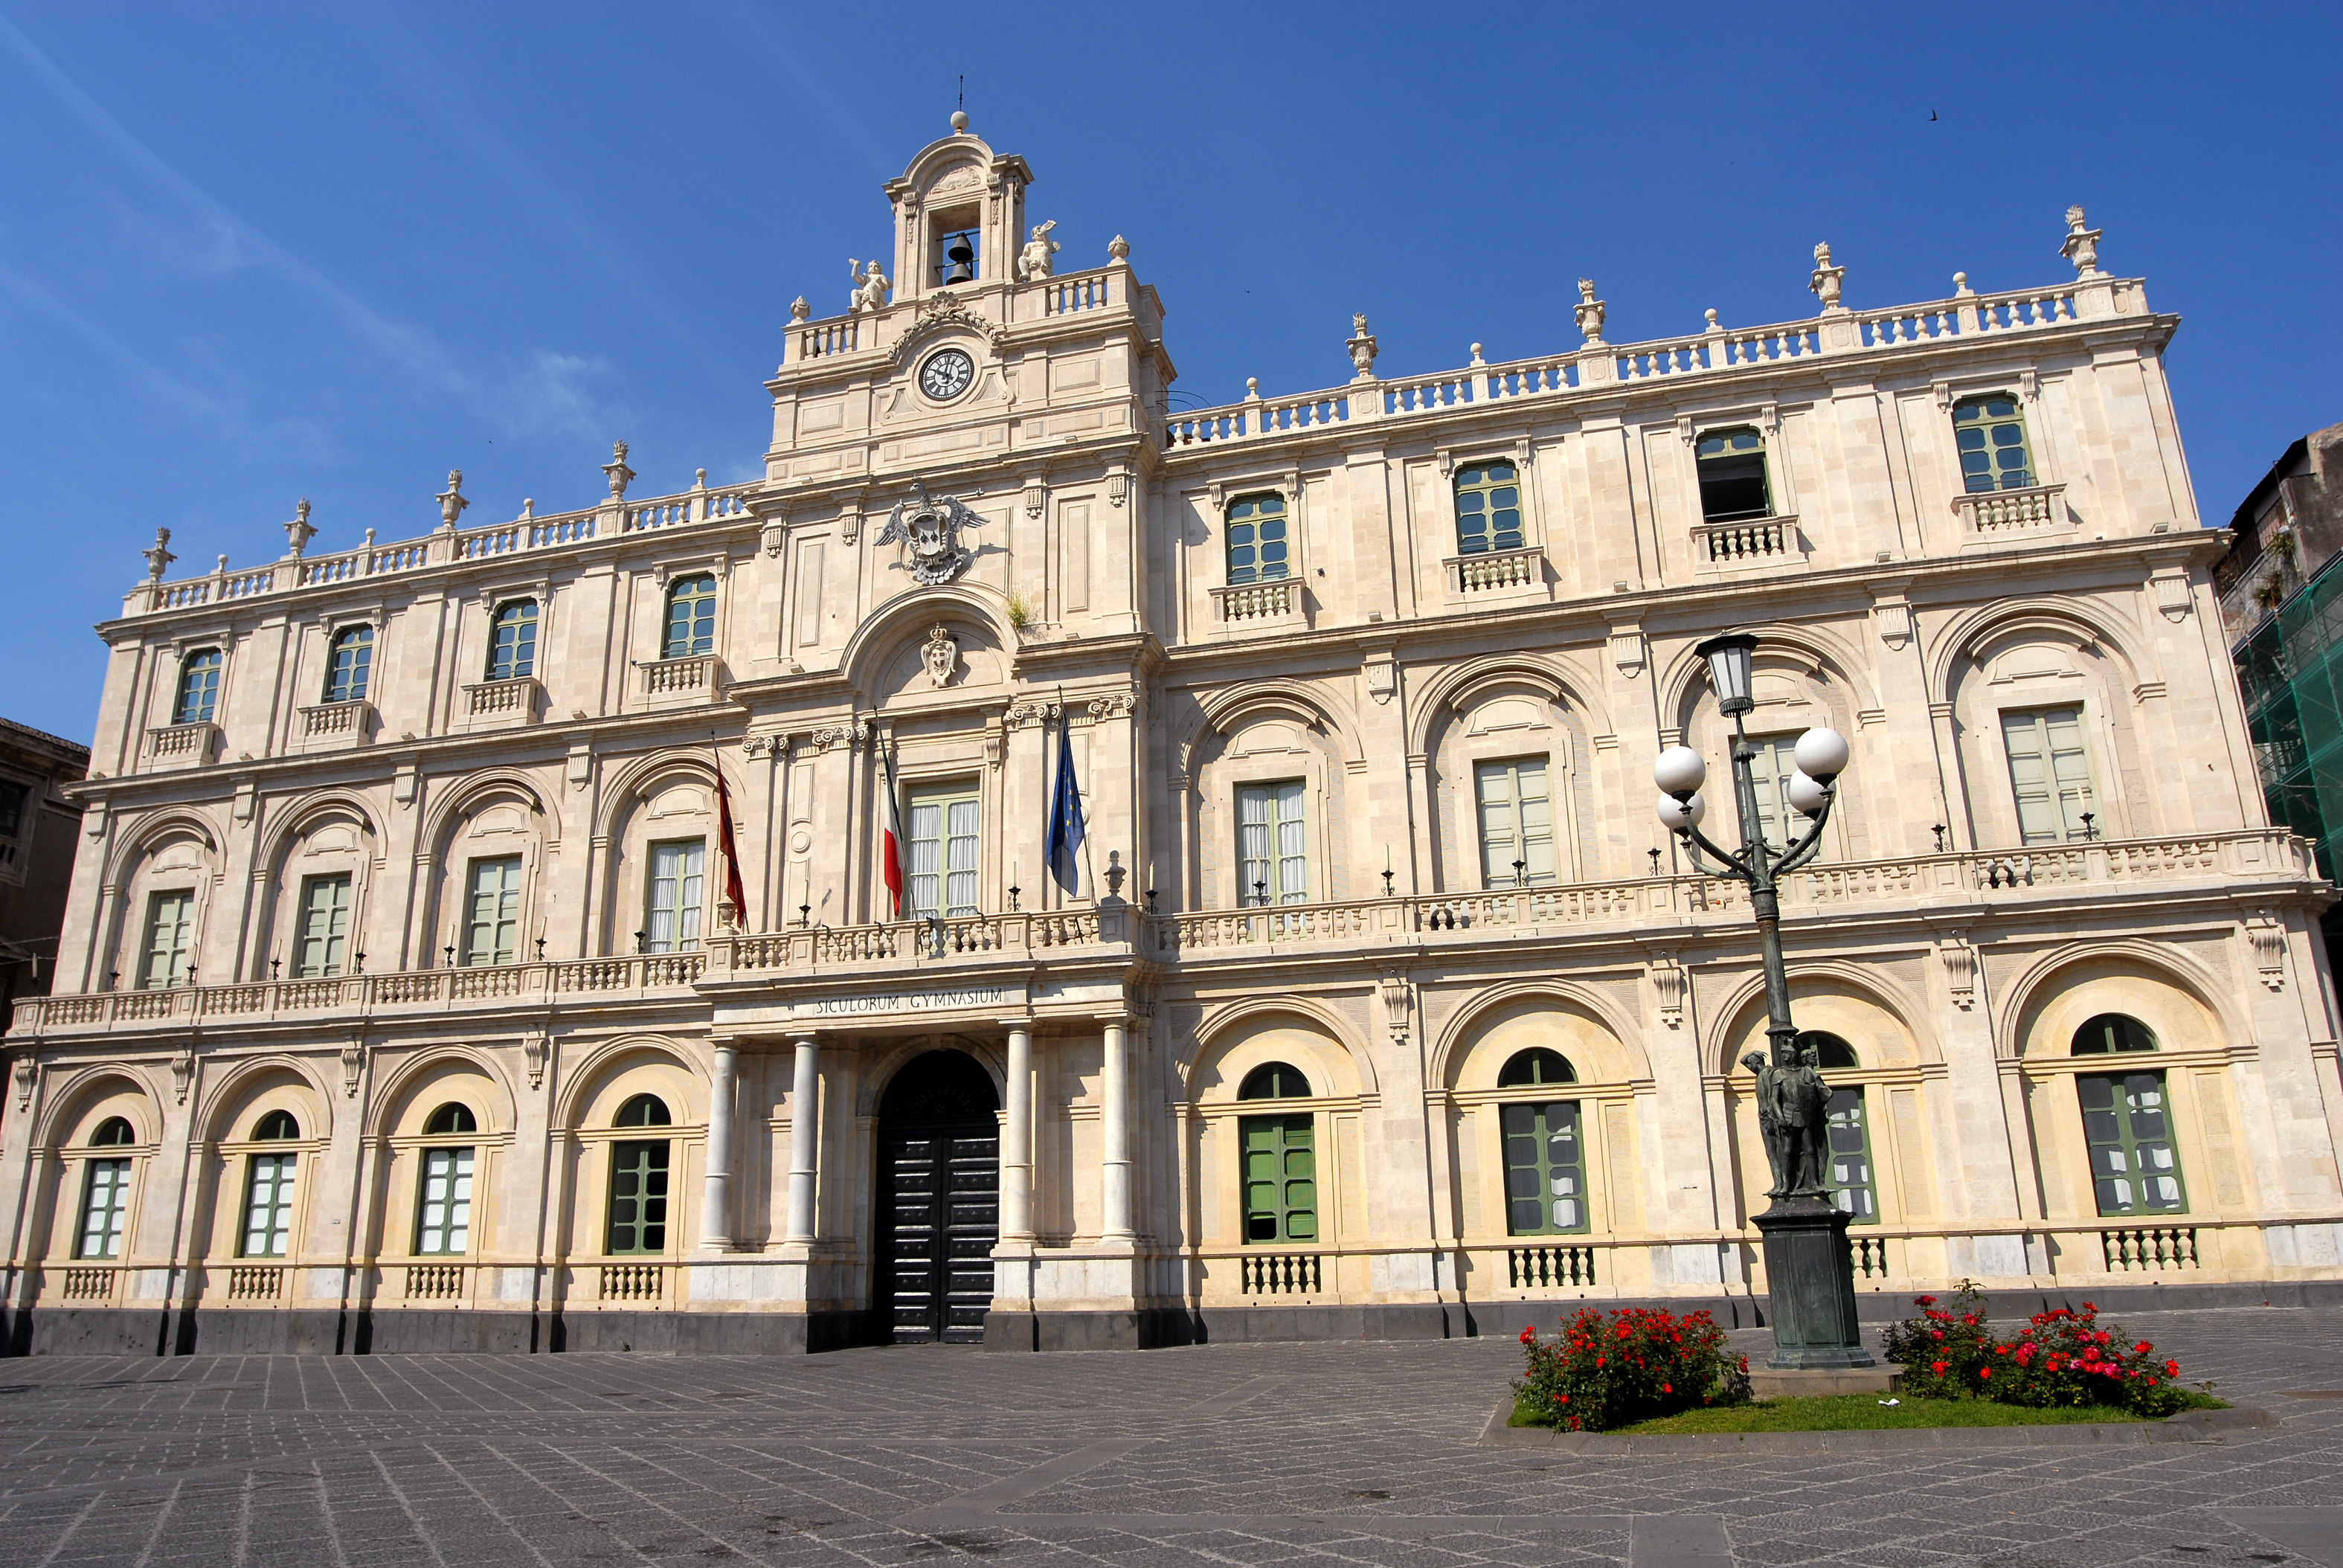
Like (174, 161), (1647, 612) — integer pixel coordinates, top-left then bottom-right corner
(1653, 746), (1707, 800)
(1655, 791), (1707, 832)
(1785, 770), (1831, 817)
(1793, 726), (1851, 783)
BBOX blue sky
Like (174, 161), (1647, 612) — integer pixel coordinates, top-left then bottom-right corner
(3, 2), (2336, 745)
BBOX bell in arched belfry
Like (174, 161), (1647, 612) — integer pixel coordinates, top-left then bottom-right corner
(943, 231), (976, 285)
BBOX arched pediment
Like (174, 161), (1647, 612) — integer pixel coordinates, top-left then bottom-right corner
(1928, 600), (2149, 702)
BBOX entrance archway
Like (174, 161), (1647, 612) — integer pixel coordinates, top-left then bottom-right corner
(874, 1049), (1000, 1344)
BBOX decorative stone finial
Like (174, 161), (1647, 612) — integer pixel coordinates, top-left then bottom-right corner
(1809, 242), (1846, 312)
(1107, 234), (1130, 263)
(1105, 848), (1127, 898)
(1244, 376), (1261, 401)
(285, 498), (316, 557)
(1346, 313), (1378, 381)
(1952, 271), (1975, 299)
(436, 470), (469, 529)
(789, 295), (811, 323)
(1573, 280), (1607, 346)
(695, 467), (708, 486)
(142, 527), (176, 582)
(2060, 204), (2103, 278)
(603, 440), (635, 501)
(951, 109), (969, 132)
(1469, 343), (1486, 367)
(1704, 308), (1720, 332)
(1014, 219), (1059, 283)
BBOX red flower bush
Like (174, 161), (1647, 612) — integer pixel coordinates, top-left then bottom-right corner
(1514, 1306), (1752, 1432)
(1881, 1282), (2192, 1418)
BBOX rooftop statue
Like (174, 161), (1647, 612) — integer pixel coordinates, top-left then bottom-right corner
(848, 258), (893, 314)
(1014, 220), (1060, 283)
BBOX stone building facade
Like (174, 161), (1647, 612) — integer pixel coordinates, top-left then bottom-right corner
(4, 121), (2339, 1357)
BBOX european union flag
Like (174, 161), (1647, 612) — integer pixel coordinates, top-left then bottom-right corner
(1046, 705), (1085, 896)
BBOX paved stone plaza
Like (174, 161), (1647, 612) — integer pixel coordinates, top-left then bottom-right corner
(4, 1306), (2343, 1567)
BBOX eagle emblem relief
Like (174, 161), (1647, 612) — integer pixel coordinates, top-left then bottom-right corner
(875, 479), (989, 586)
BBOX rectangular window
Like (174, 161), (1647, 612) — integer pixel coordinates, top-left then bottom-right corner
(644, 839), (706, 953)
(139, 890), (194, 989)
(1825, 1087), (1880, 1224)
(240, 1151), (296, 1258)
(77, 1158), (132, 1259)
(324, 629), (373, 704)
(2002, 707), (2096, 845)
(1476, 758), (1557, 887)
(462, 855), (522, 966)
(2080, 1070), (2187, 1216)
(1696, 428), (1772, 522)
(293, 874), (351, 978)
(1240, 1113), (1317, 1244)
(1954, 395), (2036, 493)
(0, 780), (26, 843)
(606, 1140), (670, 1253)
(415, 1147), (475, 1256)
(1237, 780), (1308, 905)
(176, 652), (222, 725)
(907, 784), (980, 919)
(1732, 733), (1807, 854)
(1225, 494), (1290, 585)
(487, 602), (538, 682)
(1502, 1099), (1589, 1236)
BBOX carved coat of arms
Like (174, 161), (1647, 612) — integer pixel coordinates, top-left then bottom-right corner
(876, 480), (988, 586)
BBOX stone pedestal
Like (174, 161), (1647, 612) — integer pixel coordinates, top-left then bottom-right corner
(1755, 1197), (1875, 1370)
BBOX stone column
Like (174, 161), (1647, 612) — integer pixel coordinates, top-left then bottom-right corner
(699, 1041), (738, 1250)
(1000, 1020), (1035, 1241)
(783, 1035), (820, 1246)
(1100, 1013), (1134, 1242)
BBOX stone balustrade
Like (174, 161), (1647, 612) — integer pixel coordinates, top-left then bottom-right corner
(1446, 544), (1545, 600)
(129, 479), (759, 621)
(1163, 279), (2143, 458)
(1954, 481), (2071, 538)
(1207, 578), (1305, 632)
(16, 830), (2305, 1041)
(1691, 514), (1802, 570)
(637, 652), (719, 700)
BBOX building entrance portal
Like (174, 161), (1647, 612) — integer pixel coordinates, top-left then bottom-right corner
(875, 1049), (1000, 1344)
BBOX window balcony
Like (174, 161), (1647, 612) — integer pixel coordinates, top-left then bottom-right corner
(1207, 578), (1307, 636)
(1443, 544), (1548, 608)
(1691, 513), (1806, 575)
(637, 652), (720, 705)
(144, 720), (217, 771)
(1953, 482), (2072, 544)
(296, 698), (374, 752)
(463, 676), (541, 730)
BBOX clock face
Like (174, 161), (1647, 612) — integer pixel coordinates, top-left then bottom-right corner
(919, 347), (976, 402)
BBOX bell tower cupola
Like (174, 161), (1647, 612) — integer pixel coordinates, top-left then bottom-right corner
(881, 112), (1035, 303)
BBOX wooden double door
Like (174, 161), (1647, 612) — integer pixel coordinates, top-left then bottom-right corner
(875, 1050), (1000, 1344)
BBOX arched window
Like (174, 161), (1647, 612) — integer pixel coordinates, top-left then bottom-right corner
(1237, 1062), (1311, 1100)
(1224, 493), (1289, 585)
(615, 1093), (672, 1127)
(175, 649), (222, 725)
(2072, 1014), (2157, 1055)
(1695, 428), (1771, 522)
(1953, 394), (2034, 493)
(77, 1121), (136, 1260)
(1794, 1032), (1876, 1223)
(417, 1104), (476, 1256)
(1799, 1032), (1860, 1070)
(487, 600), (539, 681)
(1497, 1047), (1575, 1087)
(662, 574), (717, 659)
(241, 1111), (300, 1259)
(1454, 460), (1523, 555)
(1238, 1091), (1315, 1246)
(324, 626), (373, 704)
(608, 1092), (672, 1253)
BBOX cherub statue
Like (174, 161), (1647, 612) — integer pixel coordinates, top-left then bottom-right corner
(847, 258), (892, 314)
(1014, 219), (1060, 283)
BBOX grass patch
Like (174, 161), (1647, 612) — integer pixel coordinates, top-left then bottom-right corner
(1510, 1388), (2225, 1433)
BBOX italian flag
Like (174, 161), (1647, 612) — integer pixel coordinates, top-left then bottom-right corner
(881, 743), (904, 917)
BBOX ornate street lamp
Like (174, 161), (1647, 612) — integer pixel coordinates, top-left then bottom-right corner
(1653, 632), (1874, 1371)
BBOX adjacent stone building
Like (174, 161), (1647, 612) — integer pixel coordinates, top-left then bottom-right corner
(0, 719), (89, 1041)
(4, 118), (2338, 1357)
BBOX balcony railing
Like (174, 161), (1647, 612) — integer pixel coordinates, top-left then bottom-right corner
(15, 830), (2310, 1038)
(1954, 482), (2071, 539)
(1207, 579), (1305, 632)
(1692, 513), (1802, 570)
(1446, 545), (1546, 601)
